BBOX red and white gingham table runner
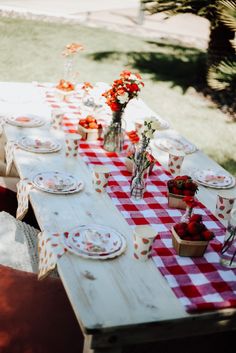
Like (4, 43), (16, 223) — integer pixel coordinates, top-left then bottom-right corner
(44, 87), (236, 313)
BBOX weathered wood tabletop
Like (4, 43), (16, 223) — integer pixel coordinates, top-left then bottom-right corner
(1, 82), (236, 353)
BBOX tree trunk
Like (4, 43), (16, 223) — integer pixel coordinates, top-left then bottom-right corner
(207, 20), (235, 69)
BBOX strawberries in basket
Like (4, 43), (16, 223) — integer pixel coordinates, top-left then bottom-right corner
(167, 175), (198, 196)
(174, 214), (214, 242)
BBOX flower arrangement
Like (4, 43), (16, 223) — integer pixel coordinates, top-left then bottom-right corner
(131, 120), (158, 172)
(62, 43), (84, 82)
(103, 70), (144, 112)
(172, 199), (214, 257)
(102, 70), (144, 153)
(62, 43), (84, 57)
(130, 119), (160, 199)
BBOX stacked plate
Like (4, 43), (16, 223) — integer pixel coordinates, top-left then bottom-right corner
(61, 224), (127, 260)
(18, 136), (61, 153)
(32, 171), (84, 194)
(154, 136), (197, 154)
(7, 114), (45, 127)
(192, 169), (235, 189)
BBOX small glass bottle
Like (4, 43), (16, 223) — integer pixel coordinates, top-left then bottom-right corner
(180, 206), (192, 223)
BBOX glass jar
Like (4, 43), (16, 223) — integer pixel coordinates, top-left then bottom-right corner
(103, 111), (125, 153)
(63, 55), (75, 82)
(220, 208), (236, 268)
(130, 142), (149, 200)
(130, 167), (148, 200)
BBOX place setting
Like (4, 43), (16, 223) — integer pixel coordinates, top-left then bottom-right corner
(17, 136), (62, 153)
(61, 224), (127, 260)
(191, 169), (236, 189)
(154, 132), (198, 155)
(6, 113), (45, 128)
(31, 171), (84, 194)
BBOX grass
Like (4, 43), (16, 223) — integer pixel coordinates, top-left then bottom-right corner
(0, 16), (236, 175)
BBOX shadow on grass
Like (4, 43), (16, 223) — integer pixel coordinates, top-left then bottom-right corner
(88, 41), (207, 92)
(220, 158), (236, 176)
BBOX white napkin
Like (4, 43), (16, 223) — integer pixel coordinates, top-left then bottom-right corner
(5, 141), (16, 176)
(16, 179), (32, 220)
(38, 231), (65, 280)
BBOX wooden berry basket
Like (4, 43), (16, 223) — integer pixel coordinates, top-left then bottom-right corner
(78, 125), (102, 141)
(168, 192), (187, 210)
(171, 227), (208, 257)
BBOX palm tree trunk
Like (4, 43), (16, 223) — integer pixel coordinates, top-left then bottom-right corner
(207, 20), (235, 69)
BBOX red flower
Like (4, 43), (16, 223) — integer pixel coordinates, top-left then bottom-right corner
(127, 83), (139, 92)
(127, 131), (140, 144)
(110, 102), (121, 111)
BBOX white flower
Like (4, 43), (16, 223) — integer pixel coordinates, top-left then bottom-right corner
(144, 117), (162, 131)
(143, 129), (154, 139)
(130, 74), (137, 81)
(117, 92), (129, 104)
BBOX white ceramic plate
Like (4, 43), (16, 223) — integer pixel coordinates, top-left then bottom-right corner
(18, 136), (61, 153)
(61, 224), (127, 260)
(154, 136), (197, 154)
(6, 114), (45, 127)
(32, 171), (84, 194)
(192, 169), (235, 189)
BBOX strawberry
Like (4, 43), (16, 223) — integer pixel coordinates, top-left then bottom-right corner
(183, 190), (192, 196)
(187, 221), (202, 235)
(192, 235), (201, 241)
(174, 223), (188, 239)
(86, 116), (96, 123)
(88, 122), (98, 129)
(189, 214), (202, 223)
(201, 230), (214, 241)
(181, 175), (191, 181)
(172, 186), (180, 195)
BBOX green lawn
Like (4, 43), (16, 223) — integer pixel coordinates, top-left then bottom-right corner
(1, 17), (235, 175)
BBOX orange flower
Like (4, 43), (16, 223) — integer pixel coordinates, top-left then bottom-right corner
(82, 82), (93, 90)
(62, 43), (84, 56)
(56, 79), (75, 92)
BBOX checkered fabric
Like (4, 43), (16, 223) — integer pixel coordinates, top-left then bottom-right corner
(79, 141), (236, 313)
(44, 87), (236, 314)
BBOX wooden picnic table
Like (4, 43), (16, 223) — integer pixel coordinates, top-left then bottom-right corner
(1, 82), (236, 353)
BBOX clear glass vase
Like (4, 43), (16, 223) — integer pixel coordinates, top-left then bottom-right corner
(181, 206), (192, 223)
(130, 142), (149, 200)
(103, 111), (125, 153)
(220, 208), (236, 268)
(130, 167), (148, 200)
(63, 55), (75, 82)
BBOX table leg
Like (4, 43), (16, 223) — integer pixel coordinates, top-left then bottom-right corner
(83, 335), (122, 353)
